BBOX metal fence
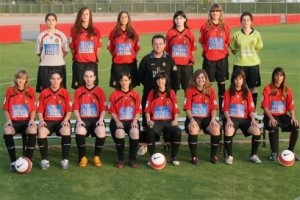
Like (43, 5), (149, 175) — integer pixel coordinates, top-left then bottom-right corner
(0, 2), (300, 14)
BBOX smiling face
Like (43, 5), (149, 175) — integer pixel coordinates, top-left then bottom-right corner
(16, 74), (27, 90)
(83, 70), (96, 88)
(195, 73), (206, 89)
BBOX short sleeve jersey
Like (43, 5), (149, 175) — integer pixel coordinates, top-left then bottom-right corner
(37, 87), (72, 121)
(3, 86), (36, 121)
(36, 29), (69, 66)
(73, 85), (107, 119)
(145, 89), (179, 121)
(183, 86), (218, 118)
(69, 27), (102, 63)
(261, 84), (294, 116)
(165, 28), (197, 65)
(223, 89), (255, 118)
(108, 89), (142, 121)
(107, 30), (140, 64)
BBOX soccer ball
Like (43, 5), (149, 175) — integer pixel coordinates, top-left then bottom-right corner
(149, 153), (166, 170)
(278, 150), (295, 167)
(15, 157), (32, 174)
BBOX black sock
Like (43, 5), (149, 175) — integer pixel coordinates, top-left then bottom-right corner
(129, 138), (139, 161)
(94, 137), (105, 157)
(148, 142), (155, 156)
(224, 136), (233, 156)
(26, 134), (36, 160)
(4, 135), (16, 162)
(269, 130), (279, 153)
(211, 135), (221, 157)
(115, 138), (125, 161)
(288, 129), (299, 152)
(76, 135), (86, 161)
(171, 142), (181, 159)
(252, 92), (258, 109)
(251, 135), (261, 156)
(218, 83), (225, 114)
(188, 135), (198, 157)
(38, 138), (48, 160)
(61, 136), (71, 160)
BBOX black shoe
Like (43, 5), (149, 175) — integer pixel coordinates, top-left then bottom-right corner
(129, 160), (138, 168)
(294, 153), (300, 161)
(210, 156), (219, 164)
(269, 152), (278, 161)
(116, 160), (124, 169)
(191, 157), (199, 165)
(10, 162), (16, 172)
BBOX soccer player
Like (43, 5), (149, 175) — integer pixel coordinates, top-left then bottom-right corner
(145, 72), (182, 166)
(3, 69), (37, 171)
(138, 34), (179, 155)
(166, 10), (197, 92)
(199, 3), (230, 118)
(261, 67), (299, 161)
(73, 68), (107, 167)
(108, 73), (141, 168)
(36, 12), (69, 93)
(37, 70), (72, 170)
(70, 6), (102, 89)
(184, 69), (221, 165)
(223, 69), (262, 165)
(107, 10), (140, 88)
(230, 11), (263, 110)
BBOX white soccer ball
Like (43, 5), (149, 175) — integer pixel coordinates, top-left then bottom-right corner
(15, 157), (32, 174)
(149, 153), (166, 170)
(278, 150), (295, 167)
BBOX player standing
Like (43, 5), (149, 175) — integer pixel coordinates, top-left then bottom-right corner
(36, 13), (69, 93)
(70, 6), (102, 89)
(3, 69), (37, 171)
(166, 10), (197, 92)
(107, 11), (140, 88)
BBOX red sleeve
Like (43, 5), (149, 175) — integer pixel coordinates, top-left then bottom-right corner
(222, 90), (230, 112)
(165, 29), (172, 54)
(224, 24), (231, 47)
(190, 30), (197, 52)
(37, 91), (45, 113)
(64, 89), (73, 112)
(95, 28), (102, 48)
(171, 89), (179, 114)
(199, 23), (206, 44)
(261, 85), (271, 109)
(247, 91), (255, 113)
(98, 88), (107, 112)
(2, 87), (12, 110)
(107, 31), (114, 53)
(183, 88), (192, 111)
(134, 32), (141, 53)
(69, 28), (76, 50)
(73, 88), (80, 111)
(108, 91), (117, 114)
(145, 90), (154, 113)
(134, 90), (142, 114)
(29, 87), (37, 112)
(286, 87), (295, 111)
(210, 88), (218, 111)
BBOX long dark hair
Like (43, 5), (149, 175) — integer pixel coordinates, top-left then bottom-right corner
(115, 72), (133, 91)
(172, 10), (189, 29)
(112, 10), (136, 40)
(49, 70), (64, 88)
(153, 72), (170, 99)
(229, 69), (249, 100)
(72, 6), (96, 37)
(270, 67), (288, 98)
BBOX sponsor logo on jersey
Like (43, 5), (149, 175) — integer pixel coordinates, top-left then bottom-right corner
(44, 44), (59, 55)
(46, 104), (63, 118)
(80, 103), (97, 117)
(229, 103), (245, 117)
(116, 43), (132, 55)
(153, 106), (171, 120)
(270, 100), (285, 114)
(191, 103), (208, 117)
(208, 37), (224, 50)
(172, 44), (188, 57)
(12, 104), (29, 117)
(79, 41), (94, 53)
(119, 106), (134, 120)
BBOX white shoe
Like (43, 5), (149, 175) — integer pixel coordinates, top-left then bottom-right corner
(61, 159), (69, 170)
(250, 155), (262, 164)
(40, 159), (50, 170)
(225, 156), (233, 165)
(171, 159), (180, 166)
(137, 145), (148, 156)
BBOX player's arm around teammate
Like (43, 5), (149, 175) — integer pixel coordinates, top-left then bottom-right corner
(145, 72), (182, 166)
(37, 70), (72, 170)
(183, 69), (221, 165)
(223, 69), (261, 165)
(261, 67), (299, 161)
(3, 69), (37, 171)
(73, 68), (107, 168)
(108, 73), (141, 169)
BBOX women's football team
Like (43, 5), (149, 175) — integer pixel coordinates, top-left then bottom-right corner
(3, 5), (299, 171)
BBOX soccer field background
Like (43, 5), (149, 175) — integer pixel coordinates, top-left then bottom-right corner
(0, 24), (299, 200)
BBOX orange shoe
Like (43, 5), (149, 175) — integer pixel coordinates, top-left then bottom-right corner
(93, 156), (102, 167)
(79, 156), (88, 167)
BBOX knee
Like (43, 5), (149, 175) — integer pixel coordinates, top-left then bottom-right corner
(129, 129), (139, 140)
(38, 127), (49, 138)
(115, 129), (125, 139)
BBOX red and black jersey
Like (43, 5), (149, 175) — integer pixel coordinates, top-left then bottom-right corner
(107, 29), (140, 64)
(73, 85), (107, 119)
(108, 89), (141, 121)
(223, 89), (255, 118)
(199, 23), (230, 61)
(183, 86), (218, 118)
(165, 28), (197, 65)
(261, 84), (295, 116)
(37, 87), (72, 121)
(145, 89), (179, 121)
(3, 86), (36, 121)
(69, 27), (102, 63)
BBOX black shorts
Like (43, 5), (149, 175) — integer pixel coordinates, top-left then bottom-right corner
(177, 65), (193, 91)
(202, 56), (229, 83)
(184, 117), (211, 135)
(263, 114), (299, 132)
(36, 65), (67, 93)
(43, 120), (71, 136)
(109, 62), (139, 88)
(233, 65), (261, 88)
(11, 120), (29, 135)
(109, 119), (140, 141)
(76, 118), (106, 137)
(72, 61), (98, 89)
(149, 120), (181, 142)
(223, 118), (252, 137)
